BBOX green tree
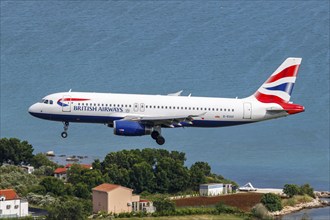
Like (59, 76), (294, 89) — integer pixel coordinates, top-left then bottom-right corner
(0, 138), (34, 165)
(283, 184), (301, 197)
(81, 169), (105, 189)
(30, 153), (57, 169)
(155, 157), (190, 193)
(129, 161), (155, 193)
(261, 193), (283, 212)
(47, 199), (87, 220)
(39, 177), (65, 196)
(33, 165), (54, 176)
(104, 164), (130, 186)
(74, 183), (90, 199)
(92, 159), (102, 170)
(300, 184), (314, 198)
(66, 164), (85, 185)
(153, 196), (175, 213)
(190, 162), (211, 190)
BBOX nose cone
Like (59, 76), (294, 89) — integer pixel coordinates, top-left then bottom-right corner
(28, 103), (41, 117)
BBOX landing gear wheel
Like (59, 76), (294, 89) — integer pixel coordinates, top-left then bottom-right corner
(61, 121), (69, 138)
(156, 136), (165, 145)
(151, 131), (160, 140)
(61, 132), (68, 138)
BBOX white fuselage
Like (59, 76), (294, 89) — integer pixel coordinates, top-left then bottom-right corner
(28, 91), (286, 127)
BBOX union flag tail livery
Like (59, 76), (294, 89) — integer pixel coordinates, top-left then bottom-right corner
(29, 57), (305, 145)
(250, 57), (304, 115)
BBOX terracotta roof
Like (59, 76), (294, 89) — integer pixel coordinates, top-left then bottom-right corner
(65, 164), (92, 169)
(54, 167), (67, 174)
(92, 183), (133, 192)
(0, 189), (19, 200)
(140, 199), (150, 202)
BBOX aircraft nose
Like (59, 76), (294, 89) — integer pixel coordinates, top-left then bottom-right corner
(28, 103), (41, 116)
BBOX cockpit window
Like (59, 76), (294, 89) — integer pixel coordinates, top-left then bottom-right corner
(50, 100), (53, 105)
(44, 100), (48, 104)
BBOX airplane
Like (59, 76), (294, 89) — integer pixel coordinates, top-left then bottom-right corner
(28, 57), (304, 145)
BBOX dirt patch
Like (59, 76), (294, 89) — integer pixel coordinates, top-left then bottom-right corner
(174, 193), (263, 212)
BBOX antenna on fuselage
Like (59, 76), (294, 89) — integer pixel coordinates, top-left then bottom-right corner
(68, 89), (72, 92)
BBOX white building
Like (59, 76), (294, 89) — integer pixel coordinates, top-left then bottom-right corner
(0, 189), (28, 218)
(199, 183), (233, 196)
(21, 165), (34, 174)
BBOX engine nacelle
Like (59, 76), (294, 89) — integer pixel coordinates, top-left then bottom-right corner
(113, 120), (152, 136)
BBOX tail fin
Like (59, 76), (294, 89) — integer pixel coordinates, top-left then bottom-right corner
(253, 57), (304, 115)
(254, 57), (302, 103)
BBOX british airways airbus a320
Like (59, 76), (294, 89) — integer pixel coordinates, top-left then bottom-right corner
(29, 58), (304, 145)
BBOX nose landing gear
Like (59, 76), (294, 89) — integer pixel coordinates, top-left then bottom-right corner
(61, 122), (69, 138)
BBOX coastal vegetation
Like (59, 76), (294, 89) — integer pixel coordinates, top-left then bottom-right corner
(283, 183), (314, 198)
(0, 137), (324, 220)
(0, 137), (238, 219)
(260, 193), (282, 212)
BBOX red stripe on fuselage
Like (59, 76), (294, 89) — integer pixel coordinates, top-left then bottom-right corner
(62, 98), (90, 101)
(266, 65), (300, 83)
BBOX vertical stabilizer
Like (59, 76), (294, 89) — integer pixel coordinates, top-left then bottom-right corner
(254, 57), (302, 103)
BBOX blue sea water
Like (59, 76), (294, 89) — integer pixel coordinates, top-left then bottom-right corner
(1, 0), (329, 196)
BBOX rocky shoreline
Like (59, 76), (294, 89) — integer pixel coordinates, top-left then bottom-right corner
(270, 197), (330, 217)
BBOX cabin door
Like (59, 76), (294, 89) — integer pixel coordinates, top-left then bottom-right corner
(243, 102), (252, 119)
(61, 95), (71, 112)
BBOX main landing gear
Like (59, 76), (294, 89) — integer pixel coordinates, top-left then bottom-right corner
(61, 122), (69, 138)
(151, 130), (165, 145)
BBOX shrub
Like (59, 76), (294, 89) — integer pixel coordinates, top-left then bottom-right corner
(283, 183), (315, 198)
(153, 196), (175, 212)
(261, 193), (283, 212)
(283, 184), (300, 197)
(251, 203), (272, 220)
(215, 202), (240, 214)
(300, 184), (315, 198)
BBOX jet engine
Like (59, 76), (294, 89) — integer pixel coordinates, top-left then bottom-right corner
(113, 120), (152, 136)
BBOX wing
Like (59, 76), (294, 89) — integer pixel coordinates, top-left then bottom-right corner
(122, 113), (206, 127)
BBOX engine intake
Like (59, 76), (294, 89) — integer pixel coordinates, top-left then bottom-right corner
(113, 120), (152, 136)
